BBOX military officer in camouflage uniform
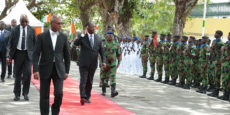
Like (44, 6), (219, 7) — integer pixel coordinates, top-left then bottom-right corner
(162, 33), (172, 83)
(183, 36), (196, 89)
(100, 32), (121, 97)
(176, 36), (188, 87)
(169, 36), (180, 85)
(208, 30), (224, 97)
(196, 36), (210, 94)
(155, 34), (166, 82)
(218, 32), (230, 101)
(147, 32), (157, 80)
(140, 35), (149, 78)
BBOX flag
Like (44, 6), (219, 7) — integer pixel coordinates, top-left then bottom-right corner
(41, 13), (52, 23)
(153, 34), (157, 48)
(69, 19), (76, 40)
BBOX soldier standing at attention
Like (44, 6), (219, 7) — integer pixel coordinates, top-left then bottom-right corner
(196, 36), (210, 94)
(208, 30), (224, 97)
(176, 36), (188, 88)
(183, 36), (196, 89)
(100, 32), (121, 97)
(147, 32), (157, 80)
(139, 35), (149, 78)
(162, 33), (172, 83)
(218, 32), (230, 101)
(169, 36), (180, 85)
(155, 34), (166, 82)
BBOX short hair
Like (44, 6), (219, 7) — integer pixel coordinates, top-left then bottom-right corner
(202, 36), (209, 39)
(20, 14), (28, 21)
(11, 19), (17, 23)
(182, 36), (188, 40)
(145, 35), (149, 37)
(160, 34), (166, 37)
(216, 30), (223, 37)
(84, 22), (94, 28)
(167, 33), (171, 36)
(173, 35), (180, 39)
(152, 31), (157, 35)
(190, 36), (196, 40)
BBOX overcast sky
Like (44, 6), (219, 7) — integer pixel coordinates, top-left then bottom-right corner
(211, 0), (230, 3)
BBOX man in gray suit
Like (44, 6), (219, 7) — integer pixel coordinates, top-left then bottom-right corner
(0, 21), (11, 82)
(33, 15), (70, 115)
(7, 14), (36, 101)
(74, 22), (106, 105)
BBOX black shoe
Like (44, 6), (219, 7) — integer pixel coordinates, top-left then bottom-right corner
(183, 84), (190, 89)
(218, 91), (229, 100)
(14, 96), (20, 101)
(196, 86), (207, 94)
(155, 78), (162, 82)
(147, 76), (154, 80)
(207, 85), (215, 92)
(162, 79), (169, 84)
(1, 79), (5, 82)
(80, 98), (86, 105)
(193, 82), (200, 88)
(111, 85), (118, 98)
(139, 74), (146, 78)
(86, 99), (91, 103)
(24, 95), (29, 101)
(169, 79), (176, 85)
(176, 83), (184, 88)
(208, 89), (219, 97)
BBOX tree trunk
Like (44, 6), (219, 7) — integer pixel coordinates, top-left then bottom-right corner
(79, 9), (91, 28)
(116, 19), (132, 37)
(0, 0), (19, 20)
(173, 0), (198, 36)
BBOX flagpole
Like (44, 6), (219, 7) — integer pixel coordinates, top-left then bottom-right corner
(202, 0), (207, 36)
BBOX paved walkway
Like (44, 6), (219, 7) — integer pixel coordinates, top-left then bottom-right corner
(0, 61), (230, 115)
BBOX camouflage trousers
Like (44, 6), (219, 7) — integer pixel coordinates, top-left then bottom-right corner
(200, 62), (209, 86)
(163, 60), (170, 80)
(178, 60), (185, 84)
(194, 61), (201, 84)
(149, 55), (156, 76)
(208, 62), (215, 85)
(141, 56), (148, 75)
(156, 56), (163, 78)
(100, 65), (117, 87)
(184, 61), (195, 84)
(222, 66), (230, 92)
(214, 64), (221, 89)
(170, 59), (178, 80)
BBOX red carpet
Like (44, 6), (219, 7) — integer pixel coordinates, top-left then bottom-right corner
(31, 76), (134, 115)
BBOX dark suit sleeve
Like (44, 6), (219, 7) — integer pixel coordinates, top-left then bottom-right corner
(33, 34), (42, 73)
(63, 35), (71, 74)
(7, 28), (15, 59)
(74, 35), (82, 46)
(99, 38), (106, 63)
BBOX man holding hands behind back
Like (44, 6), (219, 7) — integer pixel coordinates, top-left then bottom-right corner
(74, 22), (105, 106)
(33, 15), (70, 115)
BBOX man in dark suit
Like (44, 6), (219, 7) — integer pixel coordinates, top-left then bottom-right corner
(74, 22), (106, 105)
(6, 14), (36, 101)
(33, 15), (70, 115)
(6, 19), (17, 79)
(0, 21), (11, 82)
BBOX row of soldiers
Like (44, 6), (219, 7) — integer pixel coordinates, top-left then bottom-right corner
(139, 30), (230, 102)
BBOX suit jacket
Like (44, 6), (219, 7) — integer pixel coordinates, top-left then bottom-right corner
(33, 30), (71, 79)
(6, 26), (12, 32)
(74, 33), (105, 67)
(7, 25), (36, 61)
(0, 30), (10, 57)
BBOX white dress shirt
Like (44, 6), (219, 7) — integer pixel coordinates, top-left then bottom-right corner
(49, 29), (59, 51)
(0, 30), (4, 38)
(17, 25), (27, 50)
(87, 32), (94, 47)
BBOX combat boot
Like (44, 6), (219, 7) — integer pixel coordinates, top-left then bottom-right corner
(196, 86), (207, 94)
(218, 91), (229, 100)
(155, 77), (162, 82)
(176, 82), (184, 88)
(101, 87), (106, 96)
(162, 78), (169, 84)
(208, 89), (219, 97)
(207, 84), (215, 92)
(183, 84), (190, 89)
(139, 74), (146, 78)
(147, 74), (154, 80)
(111, 85), (118, 98)
(169, 79), (176, 85)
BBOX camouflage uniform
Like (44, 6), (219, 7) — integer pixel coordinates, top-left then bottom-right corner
(184, 43), (196, 87)
(140, 41), (149, 77)
(100, 41), (121, 87)
(148, 42), (156, 78)
(156, 40), (165, 81)
(170, 41), (179, 84)
(177, 42), (187, 85)
(163, 40), (172, 82)
(194, 44), (201, 86)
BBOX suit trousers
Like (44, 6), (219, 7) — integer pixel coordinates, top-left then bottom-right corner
(79, 66), (97, 99)
(40, 63), (64, 115)
(13, 50), (32, 96)
(0, 53), (6, 80)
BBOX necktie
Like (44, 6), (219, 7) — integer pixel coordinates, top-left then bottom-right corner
(90, 34), (94, 48)
(21, 28), (25, 50)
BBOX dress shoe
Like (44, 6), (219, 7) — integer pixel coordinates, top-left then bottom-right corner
(24, 95), (29, 101)
(101, 87), (106, 96)
(86, 99), (91, 103)
(80, 98), (86, 105)
(1, 79), (5, 82)
(14, 96), (20, 101)
(7, 75), (11, 79)
(208, 89), (219, 97)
